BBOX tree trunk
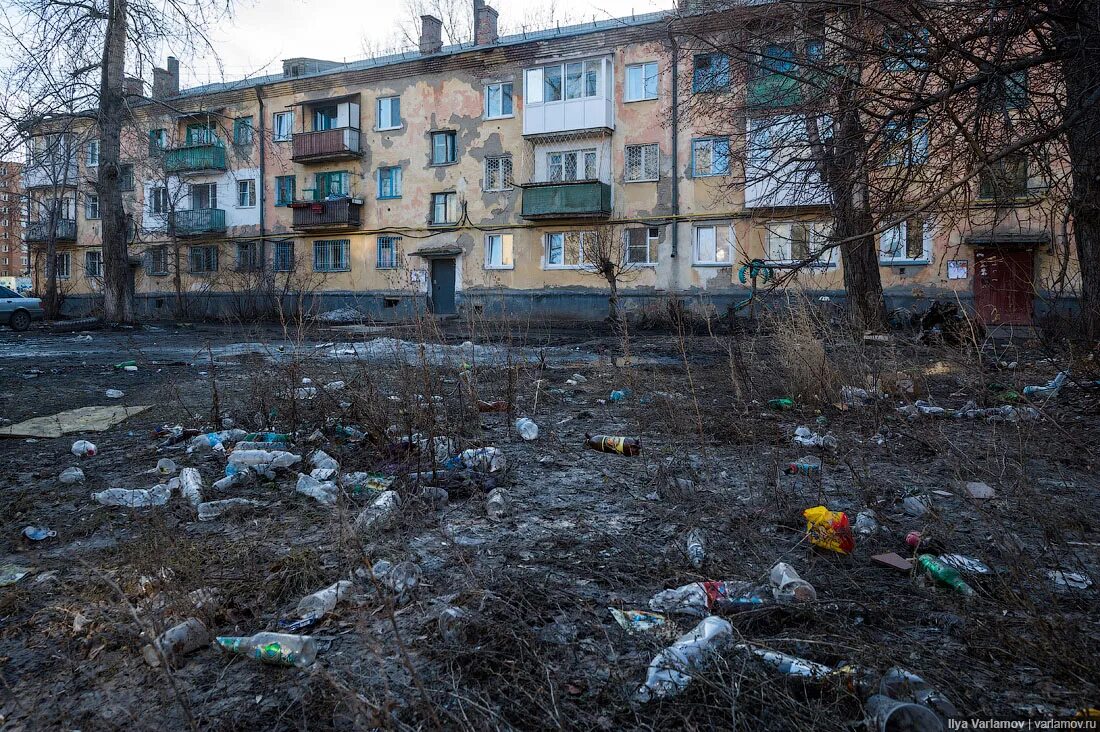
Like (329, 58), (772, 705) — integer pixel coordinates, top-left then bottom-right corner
(173, 239), (184, 318)
(99, 0), (133, 324)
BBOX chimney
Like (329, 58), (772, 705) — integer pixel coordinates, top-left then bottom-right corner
(420, 15), (443, 55)
(474, 2), (499, 46)
(152, 56), (180, 98)
(124, 76), (144, 97)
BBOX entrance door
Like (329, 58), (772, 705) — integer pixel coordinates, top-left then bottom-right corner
(974, 248), (1034, 325)
(430, 258), (456, 315)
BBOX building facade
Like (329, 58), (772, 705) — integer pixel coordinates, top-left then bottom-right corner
(0, 161), (27, 288)
(22, 3), (1076, 324)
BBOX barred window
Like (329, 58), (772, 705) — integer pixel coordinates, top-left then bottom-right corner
(189, 245), (218, 273)
(236, 241), (262, 271)
(625, 144), (659, 182)
(149, 246), (168, 275)
(485, 156), (513, 191)
(377, 236), (400, 269)
(273, 241), (295, 272)
(313, 239), (350, 272)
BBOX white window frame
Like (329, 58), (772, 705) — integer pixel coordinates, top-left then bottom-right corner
(879, 216), (932, 264)
(56, 252), (71, 279)
(484, 155), (513, 191)
(377, 96), (401, 131)
(85, 194), (100, 220)
(484, 82), (514, 119)
(236, 179), (256, 208)
(765, 221), (835, 266)
(149, 186), (169, 215)
(86, 250), (103, 278)
(625, 143), (660, 182)
(273, 111), (294, 142)
(86, 139), (100, 167)
(692, 223), (735, 266)
(544, 231), (594, 270)
(485, 233), (514, 269)
(547, 149), (598, 182)
(625, 227), (659, 266)
(625, 61), (659, 102)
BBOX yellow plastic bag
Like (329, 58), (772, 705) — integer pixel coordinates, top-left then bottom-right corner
(803, 506), (855, 554)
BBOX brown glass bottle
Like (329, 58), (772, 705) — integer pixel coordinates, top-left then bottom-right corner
(584, 434), (641, 456)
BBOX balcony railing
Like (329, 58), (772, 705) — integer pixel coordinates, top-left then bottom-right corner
(520, 181), (612, 219)
(291, 128), (362, 162)
(23, 159), (79, 189)
(25, 218), (77, 242)
(169, 208), (226, 237)
(290, 197), (363, 230)
(164, 143), (227, 173)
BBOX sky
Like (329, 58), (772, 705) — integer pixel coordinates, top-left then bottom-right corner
(180, 0), (677, 88)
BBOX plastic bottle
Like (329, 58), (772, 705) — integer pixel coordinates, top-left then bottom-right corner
(769, 562), (818, 604)
(295, 580), (352, 622)
(197, 498), (262, 521)
(438, 606), (470, 643)
(156, 458), (177, 476)
(142, 617), (210, 668)
(243, 432), (291, 443)
(1023, 371), (1068, 398)
(311, 450), (339, 471)
(486, 487), (509, 520)
(649, 580), (771, 617)
(92, 483), (173, 508)
(353, 490), (401, 535)
(215, 632), (317, 668)
(917, 554), (975, 597)
(768, 397), (794, 410)
(784, 456), (822, 477)
(686, 529), (706, 569)
(189, 429), (248, 450)
(864, 695), (942, 732)
(854, 511), (879, 536)
(878, 666), (960, 719)
(114, 360), (136, 369)
(515, 417), (539, 441)
(584, 434), (641, 456)
(105, 389), (124, 399)
(296, 473), (338, 506)
(179, 467), (204, 507)
(741, 646), (833, 678)
(59, 466), (85, 484)
(383, 561), (421, 602)
(444, 447), (507, 472)
(228, 450), (301, 472)
(634, 616), (733, 702)
(609, 389), (631, 402)
(234, 441), (288, 452)
(71, 440), (97, 458)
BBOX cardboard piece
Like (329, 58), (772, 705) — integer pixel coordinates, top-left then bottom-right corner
(0, 405), (152, 438)
(872, 552), (914, 572)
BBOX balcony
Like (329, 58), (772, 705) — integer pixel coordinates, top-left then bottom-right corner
(23, 159), (78, 189)
(25, 218), (77, 242)
(291, 197), (363, 230)
(164, 143), (227, 173)
(520, 181), (612, 220)
(291, 128), (362, 162)
(169, 208), (226, 237)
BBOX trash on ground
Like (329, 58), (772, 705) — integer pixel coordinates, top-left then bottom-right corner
(353, 490), (401, 535)
(341, 472), (393, 493)
(918, 554), (975, 597)
(1023, 371), (1068, 399)
(864, 694), (942, 732)
(92, 481), (176, 508)
(767, 397), (794, 410)
(190, 429), (248, 451)
(650, 580), (767, 617)
(197, 498), (263, 521)
(686, 529), (705, 569)
(0, 564), (34, 586)
(71, 440), (97, 458)
(22, 526), (56, 541)
(59, 466), (85, 484)
(142, 617), (210, 668)
(609, 389), (631, 402)
(485, 487), (509, 521)
(371, 560), (421, 603)
(872, 552), (914, 572)
(438, 606), (471, 643)
(739, 645), (833, 679)
(854, 511), (879, 536)
(878, 666), (960, 719)
(584, 434), (641, 456)
(114, 360), (136, 369)
(323, 380), (345, 391)
(289, 580), (352, 630)
(156, 458), (177, 476)
(1047, 570), (1093, 590)
(906, 531), (924, 548)
(785, 455), (822, 477)
(803, 506), (855, 554)
(792, 426), (838, 449)
(963, 481), (995, 500)
(311, 449), (339, 471)
(310, 467), (337, 481)
(610, 607), (666, 633)
(215, 632), (317, 667)
(938, 554), (991, 574)
(296, 473), (339, 506)
(179, 468), (203, 507)
(105, 389), (125, 399)
(634, 616), (733, 702)
(515, 417), (539, 441)
(903, 495), (932, 517)
(770, 562), (818, 603)
(445, 446), (508, 472)
(476, 399), (509, 412)
(897, 401), (947, 419)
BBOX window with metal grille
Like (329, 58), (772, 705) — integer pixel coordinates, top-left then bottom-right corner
(625, 227), (659, 264)
(236, 241), (262, 271)
(377, 236), (400, 269)
(547, 150), (597, 182)
(189, 245), (218, 273)
(313, 239), (349, 272)
(625, 144), (659, 182)
(273, 241), (295, 272)
(149, 246), (168, 275)
(484, 156), (513, 191)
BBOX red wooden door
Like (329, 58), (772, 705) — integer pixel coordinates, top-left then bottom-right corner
(973, 249), (1034, 325)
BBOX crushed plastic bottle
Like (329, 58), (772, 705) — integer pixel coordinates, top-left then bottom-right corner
(792, 426), (838, 449)
(243, 432), (291, 443)
(649, 580), (770, 617)
(854, 511), (879, 536)
(178, 467), (204, 507)
(71, 440), (97, 458)
(92, 482), (174, 508)
(189, 429), (248, 450)
(740, 646), (833, 678)
(686, 529), (706, 569)
(295, 473), (339, 506)
(438, 606), (470, 643)
(234, 441), (288, 452)
(142, 617), (210, 668)
(228, 449), (301, 476)
(353, 490), (401, 535)
(634, 616), (733, 702)
(59, 466), (85, 484)
(917, 554), (975, 597)
(767, 397), (794, 410)
(784, 456), (822, 477)
(311, 450), (339, 471)
(105, 389), (124, 399)
(610, 389), (631, 402)
(197, 498), (262, 521)
(445, 447), (507, 472)
(1023, 371), (1068, 399)
(769, 562), (818, 604)
(515, 417), (539, 441)
(156, 458), (177, 476)
(215, 632), (317, 668)
(486, 487), (509, 520)
(292, 580), (352, 628)
(382, 561), (421, 602)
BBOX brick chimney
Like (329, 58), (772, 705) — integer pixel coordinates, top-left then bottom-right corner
(474, 1), (499, 46)
(152, 56), (179, 99)
(124, 76), (144, 97)
(419, 15), (443, 55)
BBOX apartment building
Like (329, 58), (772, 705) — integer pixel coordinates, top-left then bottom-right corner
(0, 161), (27, 288)
(22, 2), (1072, 324)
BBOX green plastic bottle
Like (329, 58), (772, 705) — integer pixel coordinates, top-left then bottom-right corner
(918, 554), (975, 597)
(768, 398), (794, 410)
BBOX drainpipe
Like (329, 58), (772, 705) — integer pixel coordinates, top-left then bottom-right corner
(254, 85), (266, 253)
(669, 32), (680, 260)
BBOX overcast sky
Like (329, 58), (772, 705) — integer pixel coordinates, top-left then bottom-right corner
(180, 0), (677, 87)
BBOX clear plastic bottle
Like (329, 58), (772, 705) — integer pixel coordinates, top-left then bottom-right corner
(486, 487), (509, 520)
(215, 632), (317, 667)
(878, 666), (959, 719)
(197, 498), (261, 521)
(156, 458), (177, 476)
(353, 490), (401, 534)
(686, 529), (706, 569)
(634, 616), (733, 702)
(179, 467), (203, 507)
(438, 606), (469, 643)
(295, 473), (338, 506)
(515, 417), (539, 441)
(142, 617), (210, 668)
(769, 562), (818, 604)
(92, 482), (173, 508)
(190, 429), (248, 450)
(295, 580), (352, 621)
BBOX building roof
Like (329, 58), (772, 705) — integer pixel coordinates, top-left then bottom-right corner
(174, 9), (673, 99)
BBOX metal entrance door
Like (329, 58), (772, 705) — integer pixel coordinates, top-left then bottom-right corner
(974, 248), (1034, 325)
(430, 258), (456, 315)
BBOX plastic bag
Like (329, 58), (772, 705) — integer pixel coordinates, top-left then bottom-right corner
(803, 505), (855, 554)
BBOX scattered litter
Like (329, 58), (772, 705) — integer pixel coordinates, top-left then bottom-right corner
(803, 506), (855, 554)
(938, 554), (991, 574)
(445, 446), (508, 472)
(650, 580), (767, 617)
(584, 434), (640, 456)
(0, 405), (152, 438)
(296, 473), (339, 506)
(515, 417), (539, 441)
(92, 481), (175, 508)
(686, 529), (705, 569)
(353, 490), (401, 534)
(215, 632), (317, 667)
(59, 466), (85, 483)
(897, 401), (947, 419)
(0, 564), (34, 586)
(872, 553), (913, 572)
(190, 429), (248, 450)
(156, 458), (177, 476)
(770, 562), (817, 603)
(634, 616), (732, 702)
(840, 386), (874, 405)
(438, 606), (471, 643)
(792, 426), (838, 449)
(114, 360), (136, 369)
(323, 380), (345, 391)
(1047, 570), (1092, 591)
(903, 495), (931, 517)
(288, 580), (352, 630)
(610, 608), (666, 633)
(341, 472), (393, 493)
(485, 487), (509, 521)
(105, 389), (124, 399)
(295, 387), (318, 400)
(22, 526), (56, 541)
(963, 481), (995, 500)
(310, 467), (337, 481)
(785, 455), (822, 477)
(71, 440), (97, 457)
(571, 373), (588, 383)
(310, 450), (340, 471)
(477, 399), (509, 412)
(371, 560), (421, 603)
(1023, 371), (1068, 399)
(906, 531), (924, 548)
(864, 694), (942, 732)
(767, 397), (794, 410)
(740, 645), (833, 679)
(179, 468), (204, 507)
(143, 618), (209, 668)
(854, 511), (879, 536)
(918, 554), (975, 597)
(609, 389), (631, 402)
(197, 498), (263, 521)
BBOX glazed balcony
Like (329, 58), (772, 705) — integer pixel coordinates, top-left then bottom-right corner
(23, 159), (78, 189)
(520, 181), (612, 220)
(25, 218), (77, 242)
(290, 197), (363, 230)
(291, 127), (362, 162)
(169, 208), (226, 237)
(164, 143), (227, 173)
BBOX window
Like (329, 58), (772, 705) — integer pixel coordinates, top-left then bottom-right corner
(120, 164), (134, 192)
(149, 246), (168, 275)
(236, 241), (262, 271)
(431, 192), (458, 225)
(313, 106), (337, 131)
(625, 143), (660, 182)
(273, 241), (295, 272)
(545, 231), (593, 268)
(880, 216), (931, 262)
(86, 250), (102, 278)
(525, 60), (603, 105)
(548, 149), (598, 182)
(485, 82), (514, 118)
(692, 138), (731, 177)
(626, 62), (659, 101)
(485, 233), (514, 268)
(315, 171), (349, 199)
(884, 28), (930, 71)
(275, 176), (296, 206)
(1005, 70), (1028, 109)
(273, 111), (294, 142)
(378, 166), (402, 199)
(377, 97), (401, 130)
(693, 224), (734, 265)
(693, 53), (730, 93)
(626, 227), (659, 265)
(978, 154), (1030, 199)
(189, 245), (218, 273)
(86, 140), (100, 167)
(484, 156), (513, 191)
(233, 117), (254, 145)
(186, 122), (217, 146)
(766, 221), (834, 264)
(190, 182), (217, 210)
(377, 236), (400, 269)
(431, 131), (457, 165)
(56, 252), (71, 279)
(85, 194), (100, 220)
(882, 119), (929, 166)
(237, 179), (256, 207)
(150, 186), (169, 215)
(314, 239), (350, 272)
(148, 129), (167, 153)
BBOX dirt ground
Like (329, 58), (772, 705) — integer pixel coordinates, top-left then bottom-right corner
(0, 314), (1097, 731)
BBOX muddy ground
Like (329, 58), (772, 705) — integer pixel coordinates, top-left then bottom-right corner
(0, 316), (1097, 730)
